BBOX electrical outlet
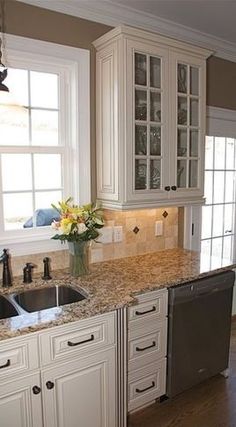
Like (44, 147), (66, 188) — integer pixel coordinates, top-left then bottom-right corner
(97, 226), (113, 244)
(113, 226), (123, 242)
(155, 221), (163, 236)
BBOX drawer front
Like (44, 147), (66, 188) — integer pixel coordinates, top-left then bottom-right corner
(128, 320), (167, 371)
(40, 312), (116, 366)
(128, 359), (166, 412)
(0, 335), (39, 380)
(128, 290), (167, 327)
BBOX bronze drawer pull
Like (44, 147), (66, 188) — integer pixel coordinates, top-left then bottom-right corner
(136, 341), (156, 352)
(136, 381), (155, 394)
(0, 359), (10, 369)
(135, 306), (156, 316)
(67, 334), (95, 347)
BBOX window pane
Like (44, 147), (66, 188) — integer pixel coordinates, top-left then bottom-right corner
(30, 71), (58, 109)
(1, 154), (32, 191)
(177, 129), (187, 157)
(3, 193), (33, 230)
(226, 138), (235, 170)
(4, 68), (29, 106)
(35, 190), (62, 210)
(150, 126), (161, 156)
(212, 237), (223, 259)
(224, 204), (234, 235)
(212, 204), (223, 237)
(214, 137), (225, 169)
(150, 57), (161, 88)
(223, 236), (233, 260)
(201, 206), (212, 239)
(213, 171), (224, 204)
(135, 159), (147, 190)
(150, 91), (161, 122)
(205, 136), (213, 169)
(225, 171), (235, 203)
(200, 239), (211, 271)
(31, 110), (58, 146)
(204, 171), (213, 204)
(135, 125), (147, 155)
(135, 53), (147, 86)
(135, 90), (147, 121)
(150, 159), (161, 189)
(34, 154), (62, 190)
(0, 106), (29, 146)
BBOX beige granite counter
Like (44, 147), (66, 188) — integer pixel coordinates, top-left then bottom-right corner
(0, 248), (235, 341)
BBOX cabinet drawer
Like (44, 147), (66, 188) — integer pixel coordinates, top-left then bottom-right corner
(128, 289), (167, 328)
(39, 312), (116, 366)
(0, 335), (39, 380)
(128, 319), (167, 371)
(128, 359), (166, 412)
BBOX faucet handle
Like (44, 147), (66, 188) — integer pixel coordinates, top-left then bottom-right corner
(42, 257), (52, 280)
(23, 263), (35, 284)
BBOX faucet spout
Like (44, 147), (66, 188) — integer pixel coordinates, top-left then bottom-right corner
(0, 249), (12, 287)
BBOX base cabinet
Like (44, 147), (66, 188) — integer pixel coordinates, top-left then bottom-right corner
(0, 373), (43, 427)
(42, 347), (116, 427)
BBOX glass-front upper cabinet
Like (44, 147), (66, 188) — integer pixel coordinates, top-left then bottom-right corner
(169, 51), (206, 199)
(133, 49), (168, 196)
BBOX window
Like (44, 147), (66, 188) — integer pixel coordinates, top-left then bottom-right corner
(201, 136), (236, 269)
(0, 34), (90, 255)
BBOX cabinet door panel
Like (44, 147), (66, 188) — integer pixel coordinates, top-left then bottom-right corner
(0, 373), (43, 427)
(42, 347), (116, 427)
(169, 51), (206, 201)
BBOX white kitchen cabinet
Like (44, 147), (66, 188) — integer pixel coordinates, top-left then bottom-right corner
(0, 311), (117, 427)
(41, 347), (116, 427)
(127, 288), (168, 412)
(94, 25), (212, 210)
(0, 373), (43, 427)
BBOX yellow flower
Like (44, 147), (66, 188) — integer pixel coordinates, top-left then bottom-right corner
(60, 218), (73, 235)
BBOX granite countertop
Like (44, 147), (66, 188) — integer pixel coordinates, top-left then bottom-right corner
(0, 248), (235, 341)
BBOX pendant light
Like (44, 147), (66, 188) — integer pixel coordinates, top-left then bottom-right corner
(0, 0), (9, 93)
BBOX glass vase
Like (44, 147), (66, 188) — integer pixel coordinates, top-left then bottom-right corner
(68, 241), (90, 277)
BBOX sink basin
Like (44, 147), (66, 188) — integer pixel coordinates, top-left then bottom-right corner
(13, 285), (86, 313)
(0, 295), (19, 320)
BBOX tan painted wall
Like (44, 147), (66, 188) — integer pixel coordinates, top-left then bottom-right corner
(207, 56), (236, 110)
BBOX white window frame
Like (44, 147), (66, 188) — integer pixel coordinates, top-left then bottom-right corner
(184, 107), (236, 259)
(0, 34), (90, 256)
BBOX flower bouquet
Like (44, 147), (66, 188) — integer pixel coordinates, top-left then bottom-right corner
(51, 198), (104, 276)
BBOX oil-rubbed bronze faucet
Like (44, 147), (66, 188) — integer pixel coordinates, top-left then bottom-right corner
(0, 249), (12, 287)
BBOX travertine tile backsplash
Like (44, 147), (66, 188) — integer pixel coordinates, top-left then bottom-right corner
(10, 208), (178, 278)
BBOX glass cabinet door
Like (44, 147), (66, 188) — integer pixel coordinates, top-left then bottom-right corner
(176, 62), (200, 190)
(134, 51), (163, 192)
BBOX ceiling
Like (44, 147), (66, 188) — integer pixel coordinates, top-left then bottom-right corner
(17, 0), (236, 61)
(108, 0), (236, 44)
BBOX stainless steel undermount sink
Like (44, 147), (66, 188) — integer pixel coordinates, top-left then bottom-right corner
(0, 294), (19, 320)
(12, 285), (87, 313)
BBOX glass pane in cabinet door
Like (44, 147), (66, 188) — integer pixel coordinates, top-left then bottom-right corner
(189, 160), (198, 187)
(177, 129), (187, 157)
(150, 57), (161, 88)
(135, 53), (147, 86)
(190, 67), (199, 95)
(135, 90), (147, 121)
(135, 159), (147, 190)
(177, 159), (187, 188)
(150, 159), (161, 189)
(178, 97), (187, 125)
(150, 92), (161, 122)
(178, 64), (187, 93)
(150, 126), (161, 155)
(190, 99), (199, 126)
(135, 125), (147, 155)
(190, 130), (198, 157)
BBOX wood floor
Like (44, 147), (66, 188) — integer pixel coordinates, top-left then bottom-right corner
(128, 321), (236, 427)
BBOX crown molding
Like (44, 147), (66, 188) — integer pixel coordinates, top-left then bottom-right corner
(17, 0), (236, 63)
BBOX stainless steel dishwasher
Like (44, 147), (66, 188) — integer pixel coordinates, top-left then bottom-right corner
(166, 270), (235, 398)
